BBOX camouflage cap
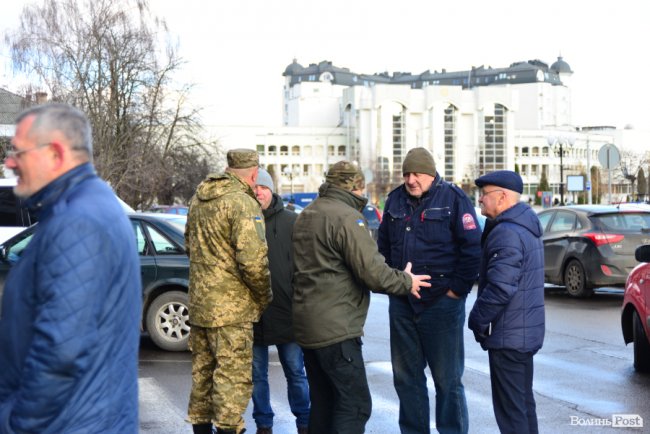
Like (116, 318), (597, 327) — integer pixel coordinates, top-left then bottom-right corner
(326, 161), (365, 191)
(227, 148), (259, 169)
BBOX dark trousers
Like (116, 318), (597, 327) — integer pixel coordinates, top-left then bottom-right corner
(488, 349), (538, 434)
(302, 338), (371, 434)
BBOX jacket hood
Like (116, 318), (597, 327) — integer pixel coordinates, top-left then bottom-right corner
(491, 202), (542, 238)
(196, 171), (255, 202)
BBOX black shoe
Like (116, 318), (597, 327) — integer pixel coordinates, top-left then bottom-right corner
(193, 423), (213, 434)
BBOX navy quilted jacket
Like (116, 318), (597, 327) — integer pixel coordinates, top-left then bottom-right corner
(468, 202), (545, 353)
(0, 163), (141, 433)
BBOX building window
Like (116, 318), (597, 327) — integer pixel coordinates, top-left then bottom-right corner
(338, 145), (346, 156)
(444, 104), (458, 181)
(291, 145), (300, 156)
(328, 145), (335, 157)
(479, 103), (507, 174)
(268, 145), (277, 156)
(256, 144), (265, 156)
(304, 145), (312, 156)
(392, 112), (405, 184)
(280, 145), (289, 156)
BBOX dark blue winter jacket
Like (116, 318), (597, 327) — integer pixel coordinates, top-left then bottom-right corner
(0, 163), (141, 433)
(468, 202), (545, 353)
(378, 174), (481, 312)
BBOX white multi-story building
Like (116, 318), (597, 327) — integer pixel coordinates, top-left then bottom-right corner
(218, 57), (647, 204)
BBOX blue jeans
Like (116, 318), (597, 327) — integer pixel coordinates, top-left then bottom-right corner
(389, 295), (468, 434)
(252, 342), (310, 429)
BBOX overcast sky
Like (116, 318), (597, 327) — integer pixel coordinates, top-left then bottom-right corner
(2, 0), (649, 131)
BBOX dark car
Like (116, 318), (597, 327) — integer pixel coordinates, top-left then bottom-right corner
(0, 213), (190, 352)
(621, 245), (650, 372)
(538, 205), (650, 297)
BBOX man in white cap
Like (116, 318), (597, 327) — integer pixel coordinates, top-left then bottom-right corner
(252, 169), (310, 434)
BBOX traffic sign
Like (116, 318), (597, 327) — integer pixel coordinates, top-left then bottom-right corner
(598, 144), (620, 170)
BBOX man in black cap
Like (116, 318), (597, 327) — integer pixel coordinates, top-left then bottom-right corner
(186, 148), (272, 434)
(469, 170), (545, 434)
(292, 160), (432, 434)
(377, 147), (481, 434)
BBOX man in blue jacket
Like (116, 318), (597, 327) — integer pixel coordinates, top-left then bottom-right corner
(469, 170), (545, 434)
(378, 147), (481, 434)
(0, 103), (141, 433)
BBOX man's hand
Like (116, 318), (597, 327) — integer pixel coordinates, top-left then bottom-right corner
(446, 289), (460, 299)
(403, 262), (431, 299)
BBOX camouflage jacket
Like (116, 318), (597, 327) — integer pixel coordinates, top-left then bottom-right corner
(186, 171), (272, 327)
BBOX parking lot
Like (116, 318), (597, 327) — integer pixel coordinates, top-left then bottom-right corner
(138, 286), (650, 433)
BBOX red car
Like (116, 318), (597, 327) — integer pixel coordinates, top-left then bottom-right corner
(622, 245), (650, 372)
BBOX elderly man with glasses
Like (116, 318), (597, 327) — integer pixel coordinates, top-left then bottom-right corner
(469, 170), (545, 434)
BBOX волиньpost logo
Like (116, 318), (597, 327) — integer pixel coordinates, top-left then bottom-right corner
(570, 414), (643, 428)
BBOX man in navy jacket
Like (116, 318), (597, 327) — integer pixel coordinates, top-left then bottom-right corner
(469, 170), (545, 434)
(0, 104), (141, 433)
(378, 148), (481, 434)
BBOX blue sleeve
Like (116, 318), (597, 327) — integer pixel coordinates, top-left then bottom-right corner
(450, 195), (481, 296)
(468, 227), (523, 333)
(6, 217), (113, 432)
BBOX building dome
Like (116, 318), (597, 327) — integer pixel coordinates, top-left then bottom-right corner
(283, 58), (304, 76)
(550, 56), (572, 74)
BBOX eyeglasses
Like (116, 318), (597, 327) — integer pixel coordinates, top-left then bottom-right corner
(4, 142), (52, 160)
(479, 189), (503, 198)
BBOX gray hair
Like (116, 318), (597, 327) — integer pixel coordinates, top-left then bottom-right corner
(16, 103), (93, 161)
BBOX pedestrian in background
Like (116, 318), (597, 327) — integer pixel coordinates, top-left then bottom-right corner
(0, 103), (141, 433)
(252, 169), (310, 434)
(186, 149), (272, 434)
(469, 171), (545, 434)
(378, 147), (481, 434)
(292, 160), (432, 434)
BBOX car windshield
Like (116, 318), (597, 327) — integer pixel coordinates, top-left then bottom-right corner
(594, 212), (650, 232)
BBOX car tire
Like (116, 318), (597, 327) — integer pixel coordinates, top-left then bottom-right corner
(633, 311), (650, 373)
(146, 290), (190, 351)
(563, 259), (593, 298)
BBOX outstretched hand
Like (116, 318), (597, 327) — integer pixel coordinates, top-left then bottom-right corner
(403, 262), (431, 299)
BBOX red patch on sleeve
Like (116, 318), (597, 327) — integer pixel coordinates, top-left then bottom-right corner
(462, 213), (477, 230)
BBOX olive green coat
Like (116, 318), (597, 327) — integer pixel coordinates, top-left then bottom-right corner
(292, 183), (412, 349)
(186, 171), (272, 327)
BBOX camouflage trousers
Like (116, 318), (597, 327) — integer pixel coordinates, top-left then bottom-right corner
(187, 323), (253, 431)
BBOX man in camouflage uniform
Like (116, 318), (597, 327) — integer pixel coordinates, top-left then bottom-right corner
(186, 149), (273, 434)
(292, 161), (432, 434)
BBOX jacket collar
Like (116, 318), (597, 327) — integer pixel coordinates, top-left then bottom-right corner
(318, 182), (368, 212)
(25, 162), (97, 218)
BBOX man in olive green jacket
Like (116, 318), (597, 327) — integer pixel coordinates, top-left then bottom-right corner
(186, 149), (272, 434)
(292, 161), (431, 434)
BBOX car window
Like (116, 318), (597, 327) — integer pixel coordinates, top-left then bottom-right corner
(595, 213), (650, 231)
(538, 212), (554, 233)
(145, 223), (183, 255)
(132, 221), (147, 255)
(548, 211), (576, 233)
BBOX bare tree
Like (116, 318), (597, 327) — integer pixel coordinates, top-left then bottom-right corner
(5, 0), (217, 208)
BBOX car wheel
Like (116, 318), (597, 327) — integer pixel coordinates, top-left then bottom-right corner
(146, 291), (190, 351)
(633, 311), (650, 373)
(563, 259), (593, 298)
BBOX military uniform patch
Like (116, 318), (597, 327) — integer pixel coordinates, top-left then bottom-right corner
(462, 213), (477, 230)
(356, 219), (365, 227)
(254, 215), (265, 240)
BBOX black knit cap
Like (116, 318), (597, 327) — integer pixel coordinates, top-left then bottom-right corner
(402, 147), (436, 177)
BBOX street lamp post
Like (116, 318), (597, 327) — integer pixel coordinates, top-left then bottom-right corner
(548, 135), (575, 205)
(283, 165), (299, 199)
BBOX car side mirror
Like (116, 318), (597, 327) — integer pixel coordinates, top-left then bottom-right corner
(635, 245), (650, 262)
